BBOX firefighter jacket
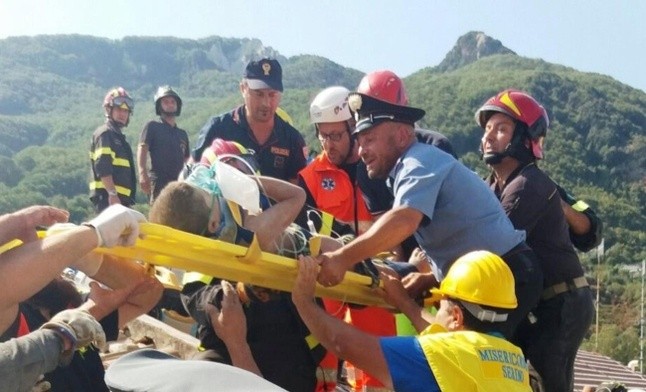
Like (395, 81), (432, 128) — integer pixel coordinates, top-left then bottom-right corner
(89, 120), (136, 205)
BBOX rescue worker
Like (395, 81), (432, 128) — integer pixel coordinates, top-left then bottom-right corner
(477, 89), (595, 392)
(315, 71), (543, 345)
(298, 86), (395, 392)
(191, 58), (307, 183)
(89, 87), (137, 213)
(353, 70), (457, 261)
(292, 250), (532, 392)
(137, 86), (189, 204)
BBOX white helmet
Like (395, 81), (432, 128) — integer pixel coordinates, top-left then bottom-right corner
(309, 86), (352, 124)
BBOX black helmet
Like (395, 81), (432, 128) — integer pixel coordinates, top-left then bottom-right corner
(154, 86), (182, 116)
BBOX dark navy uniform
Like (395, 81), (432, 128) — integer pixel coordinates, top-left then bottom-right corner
(89, 120), (136, 212)
(489, 162), (594, 392)
(192, 105), (306, 181)
(139, 119), (189, 200)
(554, 182), (603, 252)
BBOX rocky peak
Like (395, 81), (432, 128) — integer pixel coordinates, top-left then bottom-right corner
(437, 31), (516, 72)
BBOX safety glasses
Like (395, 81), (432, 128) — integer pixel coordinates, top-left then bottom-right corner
(112, 96), (134, 110)
(318, 132), (345, 143)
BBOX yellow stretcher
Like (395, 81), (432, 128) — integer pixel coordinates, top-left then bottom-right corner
(89, 223), (391, 308)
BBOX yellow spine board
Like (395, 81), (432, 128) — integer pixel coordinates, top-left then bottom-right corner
(90, 223), (391, 308)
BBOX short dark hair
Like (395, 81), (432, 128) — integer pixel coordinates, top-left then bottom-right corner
(26, 277), (82, 316)
(447, 298), (508, 334)
(149, 181), (210, 235)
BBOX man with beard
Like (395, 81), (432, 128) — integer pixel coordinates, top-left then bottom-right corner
(298, 86), (396, 391)
(315, 72), (543, 348)
(191, 58), (306, 183)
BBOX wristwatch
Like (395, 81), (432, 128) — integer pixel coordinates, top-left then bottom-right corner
(107, 190), (118, 196)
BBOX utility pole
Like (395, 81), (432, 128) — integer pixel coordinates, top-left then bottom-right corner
(596, 239), (604, 351)
(640, 259), (644, 373)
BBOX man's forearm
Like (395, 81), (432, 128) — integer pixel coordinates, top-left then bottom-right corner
(226, 343), (262, 377)
(0, 330), (65, 391)
(0, 227), (98, 309)
(137, 144), (149, 177)
(292, 295), (392, 387)
(333, 206), (421, 269)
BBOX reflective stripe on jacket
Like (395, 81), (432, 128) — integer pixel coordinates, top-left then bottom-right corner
(299, 153), (371, 234)
(89, 121), (136, 201)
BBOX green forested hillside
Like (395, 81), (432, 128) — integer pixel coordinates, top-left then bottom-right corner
(0, 33), (645, 363)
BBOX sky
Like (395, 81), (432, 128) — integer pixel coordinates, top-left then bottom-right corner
(1, 1), (645, 93)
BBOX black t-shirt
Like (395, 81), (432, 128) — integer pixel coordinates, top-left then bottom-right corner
(139, 119), (189, 181)
(192, 105), (307, 181)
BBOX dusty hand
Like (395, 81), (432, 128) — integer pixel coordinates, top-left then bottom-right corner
(379, 272), (416, 310)
(401, 271), (439, 300)
(293, 255), (319, 304)
(31, 375), (51, 392)
(316, 253), (346, 287)
(40, 308), (106, 352)
(86, 277), (160, 320)
(84, 204), (146, 247)
(139, 174), (151, 195)
(206, 280), (247, 346)
(12, 206), (69, 243)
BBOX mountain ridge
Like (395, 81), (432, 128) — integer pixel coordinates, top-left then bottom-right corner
(0, 31), (643, 272)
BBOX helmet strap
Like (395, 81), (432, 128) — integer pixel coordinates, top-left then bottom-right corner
(481, 122), (534, 165)
(107, 108), (129, 128)
(460, 301), (508, 323)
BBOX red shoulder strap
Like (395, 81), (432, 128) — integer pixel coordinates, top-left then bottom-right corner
(17, 312), (30, 337)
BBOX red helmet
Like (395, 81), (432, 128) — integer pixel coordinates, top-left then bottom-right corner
(475, 89), (548, 139)
(476, 89), (549, 161)
(103, 87), (134, 111)
(200, 138), (259, 174)
(103, 87), (134, 127)
(356, 70), (409, 106)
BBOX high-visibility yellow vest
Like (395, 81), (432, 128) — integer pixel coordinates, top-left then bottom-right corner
(418, 325), (530, 392)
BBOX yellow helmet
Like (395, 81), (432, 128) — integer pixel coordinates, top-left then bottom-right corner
(429, 250), (517, 310)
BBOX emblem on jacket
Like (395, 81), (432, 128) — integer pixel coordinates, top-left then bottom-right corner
(322, 178), (335, 190)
